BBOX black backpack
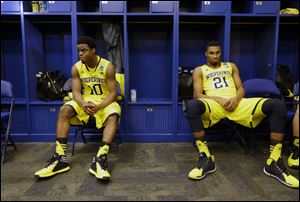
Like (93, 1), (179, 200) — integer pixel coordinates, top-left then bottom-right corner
(178, 66), (194, 102)
(36, 70), (68, 101)
(275, 65), (294, 97)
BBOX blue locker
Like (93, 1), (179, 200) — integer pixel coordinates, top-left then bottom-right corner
(151, 1), (174, 13)
(30, 106), (60, 133)
(100, 1), (124, 13)
(11, 106), (28, 133)
(47, 1), (71, 13)
(253, 1), (280, 14)
(177, 105), (191, 133)
(202, 1), (230, 13)
(1, 17), (26, 99)
(1, 1), (20, 12)
(127, 106), (173, 133)
(231, 1), (253, 13)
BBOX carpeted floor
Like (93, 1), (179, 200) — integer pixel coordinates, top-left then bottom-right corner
(1, 142), (299, 201)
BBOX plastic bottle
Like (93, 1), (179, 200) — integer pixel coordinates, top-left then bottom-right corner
(39, 1), (47, 13)
(31, 1), (39, 12)
(131, 89), (137, 102)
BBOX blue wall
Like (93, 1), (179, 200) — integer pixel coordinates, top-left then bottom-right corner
(1, 1), (299, 142)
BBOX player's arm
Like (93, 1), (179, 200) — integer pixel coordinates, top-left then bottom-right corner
(193, 66), (229, 108)
(95, 63), (118, 111)
(193, 66), (204, 99)
(226, 62), (245, 112)
(71, 65), (93, 115)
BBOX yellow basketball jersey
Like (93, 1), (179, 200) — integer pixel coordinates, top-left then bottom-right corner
(200, 62), (237, 99)
(75, 56), (111, 104)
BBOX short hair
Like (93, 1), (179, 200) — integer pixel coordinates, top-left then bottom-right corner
(77, 36), (96, 49)
(206, 41), (221, 50)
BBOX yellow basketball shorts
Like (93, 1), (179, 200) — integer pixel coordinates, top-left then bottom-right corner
(199, 97), (269, 128)
(65, 100), (121, 129)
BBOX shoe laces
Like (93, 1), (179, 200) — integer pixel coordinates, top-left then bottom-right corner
(96, 154), (108, 170)
(46, 152), (60, 167)
(197, 152), (209, 169)
(275, 158), (289, 175)
(292, 152), (299, 160)
(291, 147), (299, 159)
(46, 152), (67, 168)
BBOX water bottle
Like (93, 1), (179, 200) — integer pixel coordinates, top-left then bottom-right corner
(131, 89), (137, 102)
(31, 1), (39, 12)
(39, 1), (47, 13)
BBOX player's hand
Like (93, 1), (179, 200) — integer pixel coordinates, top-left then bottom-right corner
(87, 101), (97, 113)
(216, 97), (230, 110)
(226, 97), (239, 112)
(83, 101), (95, 115)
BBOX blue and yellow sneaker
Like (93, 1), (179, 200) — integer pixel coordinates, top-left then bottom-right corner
(89, 154), (111, 180)
(188, 152), (216, 180)
(34, 152), (70, 178)
(264, 157), (299, 188)
(288, 153), (299, 169)
(288, 146), (299, 169)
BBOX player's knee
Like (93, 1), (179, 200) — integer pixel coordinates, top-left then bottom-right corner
(186, 99), (205, 118)
(272, 98), (287, 118)
(107, 114), (119, 125)
(263, 98), (287, 117)
(59, 105), (74, 119)
(264, 99), (288, 133)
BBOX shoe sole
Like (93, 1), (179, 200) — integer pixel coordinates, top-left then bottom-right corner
(288, 163), (299, 169)
(35, 166), (71, 178)
(89, 168), (110, 181)
(263, 168), (296, 188)
(288, 164), (299, 169)
(189, 167), (217, 180)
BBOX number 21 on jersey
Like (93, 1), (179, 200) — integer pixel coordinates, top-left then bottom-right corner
(213, 77), (228, 89)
